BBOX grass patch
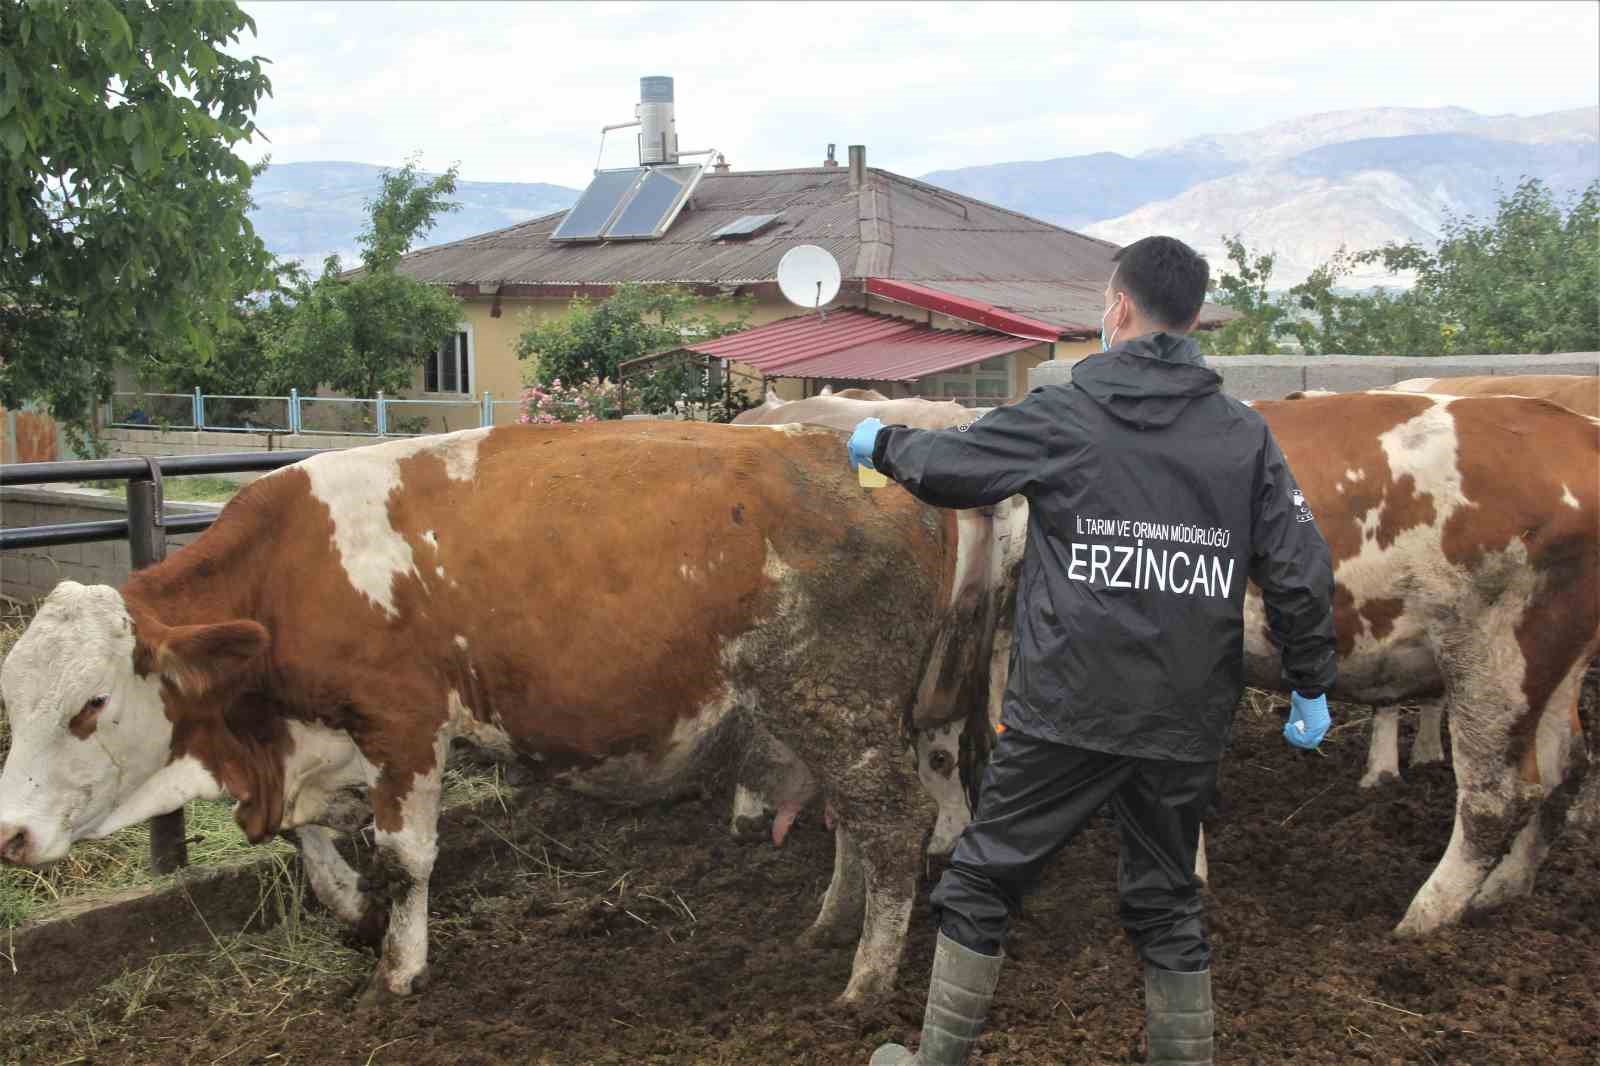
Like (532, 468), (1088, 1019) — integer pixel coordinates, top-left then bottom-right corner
(1, 853), (370, 1061)
(0, 799), (297, 929)
(76, 475), (242, 503)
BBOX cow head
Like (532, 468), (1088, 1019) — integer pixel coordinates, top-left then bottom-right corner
(915, 722), (971, 853)
(0, 581), (267, 866)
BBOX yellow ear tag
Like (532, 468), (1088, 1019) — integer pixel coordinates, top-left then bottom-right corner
(857, 466), (889, 488)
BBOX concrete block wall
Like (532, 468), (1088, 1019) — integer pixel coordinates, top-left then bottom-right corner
(1029, 352), (1600, 401)
(0, 486), (220, 602)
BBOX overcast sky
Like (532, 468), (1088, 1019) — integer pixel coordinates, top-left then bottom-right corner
(235, 1), (1600, 188)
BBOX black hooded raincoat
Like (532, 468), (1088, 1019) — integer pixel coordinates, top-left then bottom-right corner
(873, 332), (1337, 763)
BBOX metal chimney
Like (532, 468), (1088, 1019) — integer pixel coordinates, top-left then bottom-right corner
(638, 76), (678, 165)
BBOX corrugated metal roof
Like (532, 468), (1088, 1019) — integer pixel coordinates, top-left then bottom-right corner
(683, 309), (1040, 381)
(388, 164), (1230, 332)
(865, 278), (1062, 341)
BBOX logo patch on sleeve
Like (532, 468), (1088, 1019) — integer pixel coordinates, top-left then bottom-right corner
(1291, 488), (1315, 523)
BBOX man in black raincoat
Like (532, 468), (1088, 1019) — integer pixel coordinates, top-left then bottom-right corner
(854, 236), (1338, 1066)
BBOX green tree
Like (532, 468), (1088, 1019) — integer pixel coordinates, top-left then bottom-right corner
(0, 0), (273, 445)
(1197, 235), (1292, 355)
(1287, 178), (1598, 356)
(1286, 250), (1446, 356)
(1391, 177), (1598, 354)
(515, 283), (753, 417)
(267, 159), (462, 400)
(132, 257), (305, 429)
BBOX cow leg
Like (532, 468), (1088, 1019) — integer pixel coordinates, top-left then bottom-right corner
(1410, 700), (1446, 767)
(845, 844), (918, 1003)
(774, 697), (926, 1002)
(363, 742), (446, 1001)
(1573, 767), (1600, 829)
(1361, 706), (1402, 788)
(1475, 670), (1591, 908)
(1571, 662), (1599, 829)
(1193, 824), (1208, 887)
(1394, 630), (1553, 938)
(799, 824), (866, 948)
(822, 742), (927, 1003)
(291, 825), (383, 943)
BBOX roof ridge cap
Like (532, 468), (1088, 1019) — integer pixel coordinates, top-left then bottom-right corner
(854, 173), (894, 277)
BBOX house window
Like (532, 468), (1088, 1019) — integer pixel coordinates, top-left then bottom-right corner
(425, 328), (472, 395)
(916, 355), (1012, 407)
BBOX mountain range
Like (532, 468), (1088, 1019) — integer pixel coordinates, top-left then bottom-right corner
(247, 161), (580, 269)
(925, 106), (1597, 288)
(248, 105), (1598, 290)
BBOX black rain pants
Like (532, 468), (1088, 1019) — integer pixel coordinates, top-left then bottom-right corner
(930, 726), (1218, 972)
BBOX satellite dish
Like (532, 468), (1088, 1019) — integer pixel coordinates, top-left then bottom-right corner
(777, 245), (841, 311)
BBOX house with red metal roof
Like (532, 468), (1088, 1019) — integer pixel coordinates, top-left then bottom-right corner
(389, 142), (1229, 415)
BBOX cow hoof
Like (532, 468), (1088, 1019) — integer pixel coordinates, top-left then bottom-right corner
(798, 924), (857, 950)
(357, 964), (430, 1008)
(357, 975), (402, 1009)
(730, 814), (771, 842)
(837, 971), (894, 1003)
(1359, 770), (1399, 790)
(1393, 906), (1448, 940)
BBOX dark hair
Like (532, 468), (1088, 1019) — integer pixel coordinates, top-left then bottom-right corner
(1110, 236), (1209, 330)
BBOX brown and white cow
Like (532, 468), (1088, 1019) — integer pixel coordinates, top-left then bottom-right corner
(1241, 391), (1598, 932)
(0, 422), (994, 1002)
(1390, 374), (1599, 417)
(731, 393), (1026, 856)
(1375, 377), (1598, 785)
(1289, 377), (1599, 788)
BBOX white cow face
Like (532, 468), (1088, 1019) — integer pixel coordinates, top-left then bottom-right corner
(0, 583), (173, 865)
(916, 721), (972, 854)
(0, 582), (265, 866)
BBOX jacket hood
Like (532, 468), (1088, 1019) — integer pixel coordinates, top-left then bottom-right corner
(1071, 332), (1221, 428)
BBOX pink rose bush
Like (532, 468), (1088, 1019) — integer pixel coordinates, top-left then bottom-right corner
(518, 377), (620, 424)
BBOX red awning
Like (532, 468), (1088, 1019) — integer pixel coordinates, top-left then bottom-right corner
(864, 278), (1065, 342)
(683, 309), (1043, 381)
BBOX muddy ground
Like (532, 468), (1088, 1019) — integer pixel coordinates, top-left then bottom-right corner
(3, 701), (1596, 1065)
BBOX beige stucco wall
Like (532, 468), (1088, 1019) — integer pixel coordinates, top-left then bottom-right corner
(400, 290), (1082, 415)
(434, 292), (843, 400)
(1051, 338), (1100, 363)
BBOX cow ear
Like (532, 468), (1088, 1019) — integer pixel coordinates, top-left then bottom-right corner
(154, 621), (270, 697)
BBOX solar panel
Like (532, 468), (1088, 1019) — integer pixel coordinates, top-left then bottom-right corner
(550, 168), (645, 241)
(709, 212), (783, 240)
(603, 164), (705, 240)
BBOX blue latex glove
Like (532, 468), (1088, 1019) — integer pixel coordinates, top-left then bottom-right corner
(848, 417), (884, 472)
(1284, 691), (1330, 749)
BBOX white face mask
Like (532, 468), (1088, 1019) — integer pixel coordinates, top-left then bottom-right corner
(1100, 294), (1123, 352)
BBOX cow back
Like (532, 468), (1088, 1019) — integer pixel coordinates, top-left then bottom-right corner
(1391, 374), (1599, 417)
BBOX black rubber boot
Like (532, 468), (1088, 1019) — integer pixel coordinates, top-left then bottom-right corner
(1144, 965), (1214, 1065)
(869, 932), (1003, 1065)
